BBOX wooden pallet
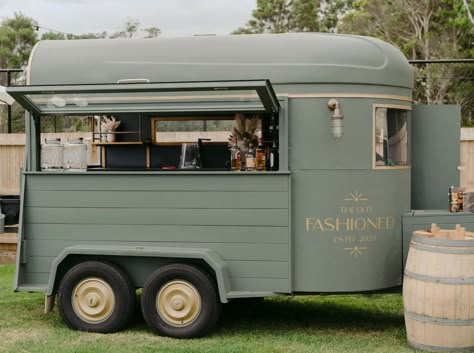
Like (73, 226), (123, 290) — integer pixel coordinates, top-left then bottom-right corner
(0, 227), (17, 264)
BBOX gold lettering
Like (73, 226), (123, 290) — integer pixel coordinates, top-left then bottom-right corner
(336, 218), (351, 231)
(354, 218), (366, 231)
(366, 217), (378, 230)
(324, 218), (335, 231)
(307, 216), (396, 232)
(305, 218), (314, 231)
(387, 216), (395, 229)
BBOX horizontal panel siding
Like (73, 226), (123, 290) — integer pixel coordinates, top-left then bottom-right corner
(230, 278), (289, 292)
(226, 260), (289, 279)
(24, 224), (289, 244)
(26, 240), (289, 262)
(21, 173), (291, 294)
(25, 190), (288, 209)
(26, 174), (289, 192)
(24, 207), (289, 227)
(23, 257), (288, 280)
(21, 257), (54, 273)
(23, 272), (49, 285)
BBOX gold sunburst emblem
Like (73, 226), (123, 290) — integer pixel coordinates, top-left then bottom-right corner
(344, 246), (368, 258)
(344, 190), (368, 203)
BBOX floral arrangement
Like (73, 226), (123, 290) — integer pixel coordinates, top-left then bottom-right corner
(231, 113), (260, 150)
(101, 116), (121, 132)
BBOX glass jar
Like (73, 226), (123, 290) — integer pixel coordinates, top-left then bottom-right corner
(41, 138), (63, 171)
(63, 137), (87, 171)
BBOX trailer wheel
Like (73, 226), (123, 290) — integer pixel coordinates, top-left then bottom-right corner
(58, 261), (135, 333)
(141, 263), (221, 338)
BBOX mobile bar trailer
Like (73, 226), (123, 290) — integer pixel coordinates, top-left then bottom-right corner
(5, 33), (465, 338)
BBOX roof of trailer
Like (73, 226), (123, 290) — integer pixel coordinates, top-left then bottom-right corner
(28, 33), (414, 89)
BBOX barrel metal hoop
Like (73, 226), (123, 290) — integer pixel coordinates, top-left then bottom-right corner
(411, 234), (474, 246)
(410, 240), (474, 254)
(408, 338), (474, 352)
(404, 270), (474, 285)
(405, 310), (474, 326)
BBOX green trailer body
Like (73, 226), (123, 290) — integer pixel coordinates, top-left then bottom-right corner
(5, 33), (469, 337)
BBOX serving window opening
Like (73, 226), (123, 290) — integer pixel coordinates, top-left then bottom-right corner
(374, 105), (410, 168)
(7, 80), (282, 173)
(148, 113), (279, 171)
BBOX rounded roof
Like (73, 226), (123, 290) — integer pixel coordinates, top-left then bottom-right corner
(28, 33), (414, 89)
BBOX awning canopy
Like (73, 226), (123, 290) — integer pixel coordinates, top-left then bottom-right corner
(6, 80), (280, 116)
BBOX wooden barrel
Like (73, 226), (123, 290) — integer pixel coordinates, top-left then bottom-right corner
(403, 233), (474, 352)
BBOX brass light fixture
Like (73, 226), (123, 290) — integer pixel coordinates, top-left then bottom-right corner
(327, 99), (344, 140)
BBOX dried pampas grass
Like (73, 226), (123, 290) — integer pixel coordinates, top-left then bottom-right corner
(232, 113), (260, 149)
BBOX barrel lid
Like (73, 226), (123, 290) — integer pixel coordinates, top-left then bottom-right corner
(66, 137), (84, 144)
(44, 138), (61, 145)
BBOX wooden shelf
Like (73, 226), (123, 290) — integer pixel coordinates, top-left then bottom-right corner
(93, 131), (140, 135)
(92, 142), (143, 146)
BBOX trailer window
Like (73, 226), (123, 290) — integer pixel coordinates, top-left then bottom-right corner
(374, 106), (410, 168)
(152, 116), (234, 144)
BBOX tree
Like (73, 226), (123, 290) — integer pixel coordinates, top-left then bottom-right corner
(110, 18), (140, 39)
(233, 0), (353, 34)
(463, 0), (474, 25)
(143, 27), (161, 38)
(339, 0), (474, 124)
(0, 13), (38, 76)
(233, 0), (319, 33)
(0, 13), (38, 132)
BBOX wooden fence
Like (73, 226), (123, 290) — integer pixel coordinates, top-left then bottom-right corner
(0, 133), (96, 195)
(2, 129), (474, 195)
(461, 128), (474, 191)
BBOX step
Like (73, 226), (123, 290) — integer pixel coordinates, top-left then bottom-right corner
(0, 233), (18, 254)
(0, 251), (16, 265)
(0, 233), (18, 252)
(0, 235), (17, 243)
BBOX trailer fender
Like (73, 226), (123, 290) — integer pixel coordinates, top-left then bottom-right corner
(46, 245), (232, 303)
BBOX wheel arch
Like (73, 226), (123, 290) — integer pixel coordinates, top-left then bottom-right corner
(47, 245), (232, 304)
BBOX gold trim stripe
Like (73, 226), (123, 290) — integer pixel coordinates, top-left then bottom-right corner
(284, 93), (412, 102)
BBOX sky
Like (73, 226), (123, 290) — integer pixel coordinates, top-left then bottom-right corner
(0, 0), (256, 37)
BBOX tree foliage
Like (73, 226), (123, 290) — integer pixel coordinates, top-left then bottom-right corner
(233, 0), (353, 34)
(0, 14), (162, 132)
(0, 12), (38, 74)
(109, 19), (161, 39)
(0, 13), (38, 132)
(339, 0), (474, 124)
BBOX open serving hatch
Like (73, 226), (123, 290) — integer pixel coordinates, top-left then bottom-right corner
(6, 80), (280, 115)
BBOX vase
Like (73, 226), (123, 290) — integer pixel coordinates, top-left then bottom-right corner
(106, 132), (116, 142)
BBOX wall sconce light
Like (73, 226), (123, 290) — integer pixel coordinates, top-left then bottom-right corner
(327, 99), (344, 140)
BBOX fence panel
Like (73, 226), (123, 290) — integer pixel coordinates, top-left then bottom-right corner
(0, 133), (96, 195)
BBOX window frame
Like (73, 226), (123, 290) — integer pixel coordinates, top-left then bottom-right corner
(372, 104), (412, 170)
(151, 115), (236, 145)
(6, 80), (280, 116)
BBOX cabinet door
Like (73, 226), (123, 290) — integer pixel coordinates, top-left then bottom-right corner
(411, 105), (460, 209)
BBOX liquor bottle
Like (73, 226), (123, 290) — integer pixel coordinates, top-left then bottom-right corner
(256, 137), (266, 171)
(230, 137), (241, 172)
(245, 143), (256, 171)
(269, 140), (278, 171)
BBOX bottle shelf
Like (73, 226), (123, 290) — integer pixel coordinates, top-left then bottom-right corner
(92, 141), (143, 146)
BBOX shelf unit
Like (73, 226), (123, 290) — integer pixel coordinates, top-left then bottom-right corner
(92, 115), (142, 144)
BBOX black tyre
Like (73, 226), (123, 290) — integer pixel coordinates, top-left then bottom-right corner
(58, 261), (135, 333)
(141, 263), (221, 338)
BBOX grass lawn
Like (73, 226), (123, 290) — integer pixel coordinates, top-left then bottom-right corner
(0, 264), (419, 353)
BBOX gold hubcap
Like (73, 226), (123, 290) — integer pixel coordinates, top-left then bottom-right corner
(157, 280), (202, 327)
(72, 277), (116, 324)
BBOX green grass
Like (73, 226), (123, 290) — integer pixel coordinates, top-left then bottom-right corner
(0, 265), (420, 353)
